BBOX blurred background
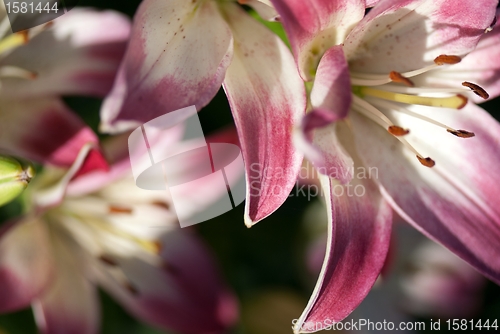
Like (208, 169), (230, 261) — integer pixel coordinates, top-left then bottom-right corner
(0, 1), (499, 333)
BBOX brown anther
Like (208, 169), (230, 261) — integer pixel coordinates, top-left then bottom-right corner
(434, 55), (461, 65)
(388, 125), (410, 136)
(462, 81), (489, 99)
(98, 254), (118, 266)
(417, 156), (435, 168)
(447, 129), (475, 138)
(17, 31), (29, 43)
(389, 71), (414, 87)
(29, 71), (38, 79)
(43, 21), (54, 29)
(123, 281), (139, 295)
(456, 94), (468, 109)
(109, 205), (133, 214)
(153, 240), (162, 254)
(152, 200), (170, 210)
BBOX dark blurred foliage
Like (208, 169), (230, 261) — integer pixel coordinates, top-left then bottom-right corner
(0, 1), (499, 333)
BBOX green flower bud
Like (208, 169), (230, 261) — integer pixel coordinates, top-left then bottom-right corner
(0, 156), (35, 207)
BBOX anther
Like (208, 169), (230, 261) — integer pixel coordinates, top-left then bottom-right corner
(388, 125), (410, 136)
(389, 71), (414, 87)
(462, 81), (489, 99)
(434, 55), (461, 65)
(416, 156), (435, 167)
(124, 281), (139, 295)
(99, 254), (118, 266)
(18, 30), (29, 43)
(447, 129), (475, 138)
(109, 205), (133, 214)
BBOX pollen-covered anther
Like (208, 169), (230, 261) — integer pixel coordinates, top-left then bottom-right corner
(434, 55), (461, 65)
(462, 81), (489, 99)
(455, 94), (468, 109)
(109, 205), (133, 214)
(18, 31), (29, 43)
(124, 281), (139, 295)
(447, 129), (475, 138)
(416, 155), (435, 168)
(388, 125), (410, 136)
(389, 71), (414, 87)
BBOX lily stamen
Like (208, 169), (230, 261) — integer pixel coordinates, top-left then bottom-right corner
(462, 81), (489, 99)
(0, 66), (37, 79)
(370, 99), (476, 139)
(389, 71), (414, 87)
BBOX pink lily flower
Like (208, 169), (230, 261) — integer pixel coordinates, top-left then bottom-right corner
(269, 0), (500, 331)
(0, 129), (239, 334)
(0, 7), (130, 168)
(100, 0), (306, 226)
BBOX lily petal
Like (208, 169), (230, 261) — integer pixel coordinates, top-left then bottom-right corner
(221, 3), (305, 226)
(33, 236), (100, 334)
(415, 9), (500, 103)
(270, 0), (364, 80)
(351, 101), (500, 284)
(95, 230), (237, 334)
(0, 9), (131, 98)
(295, 128), (392, 332)
(0, 97), (99, 167)
(310, 45), (351, 118)
(296, 111), (354, 184)
(0, 218), (53, 312)
(100, 0), (233, 133)
(345, 0), (498, 74)
(240, 0), (279, 21)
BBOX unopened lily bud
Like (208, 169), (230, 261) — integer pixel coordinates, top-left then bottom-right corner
(0, 156), (35, 207)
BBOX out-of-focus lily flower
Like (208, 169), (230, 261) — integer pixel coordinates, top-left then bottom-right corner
(401, 240), (487, 318)
(0, 6), (130, 167)
(270, 0), (500, 331)
(0, 129), (239, 334)
(100, 0), (306, 227)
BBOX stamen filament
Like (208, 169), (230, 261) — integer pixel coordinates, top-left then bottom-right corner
(359, 86), (468, 109)
(0, 66), (37, 79)
(369, 98), (475, 138)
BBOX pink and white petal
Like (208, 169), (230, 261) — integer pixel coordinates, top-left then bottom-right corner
(0, 9), (131, 99)
(350, 102), (500, 284)
(345, 0), (498, 74)
(295, 151), (392, 333)
(415, 9), (500, 102)
(33, 236), (100, 334)
(0, 218), (54, 312)
(310, 45), (351, 117)
(221, 3), (305, 226)
(365, 0), (381, 7)
(296, 111), (354, 184)
(100, 0), (233, 133)
(0, 97), (99, 167)
(270, 0), (364, 80)
(240, 0), (279, 21)
(95, 230), (237, 334)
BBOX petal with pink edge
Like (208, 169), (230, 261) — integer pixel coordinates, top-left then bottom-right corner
(295, 111), (354, 184)
(0, 97), (100, 167)
(33, 236), (100, 334)
(295, 132), (392, 332)
(345, 0), (498, 74)
(350, 101), (500, 284)
(270, 0), (364, 80)
(221, 2), (305, 226)
(414, 9), (500, 103)
(310, 45), (351, 118)
(95, 230), (238, 334)
(100, 0), (233, 133)
(0, 9), (131, 99)
(0, 218), (53, 312)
